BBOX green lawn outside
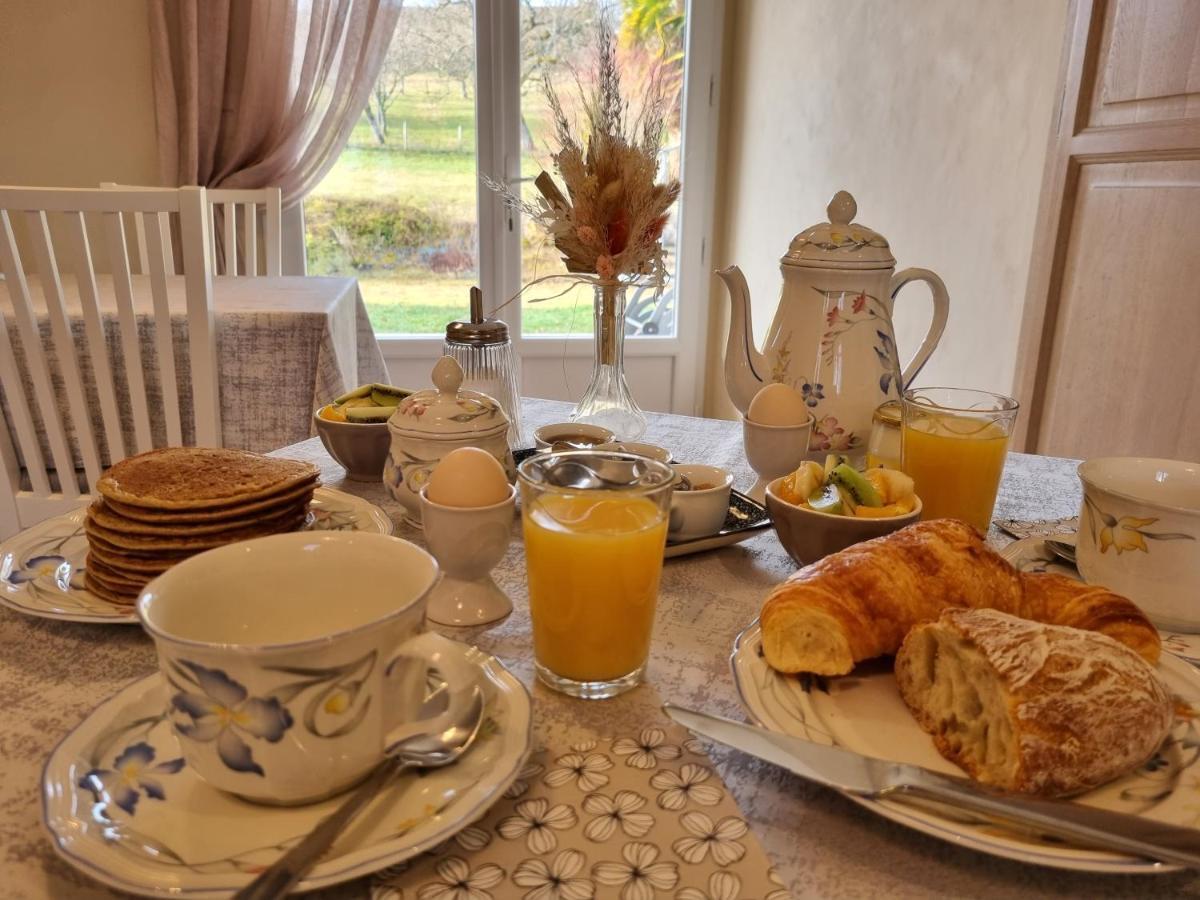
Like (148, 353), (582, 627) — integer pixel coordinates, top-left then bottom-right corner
(307, 72), (639, 338)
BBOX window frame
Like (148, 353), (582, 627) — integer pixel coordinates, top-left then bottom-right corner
(369, 0), (724, 416)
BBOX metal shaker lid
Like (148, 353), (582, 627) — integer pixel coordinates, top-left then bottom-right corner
(445, 286), (510, 346)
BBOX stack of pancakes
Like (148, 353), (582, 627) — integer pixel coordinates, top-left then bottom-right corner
(84, 448), (320, 605)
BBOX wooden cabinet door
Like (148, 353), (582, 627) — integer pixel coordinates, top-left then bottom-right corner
(1014, 0), (1200, 459)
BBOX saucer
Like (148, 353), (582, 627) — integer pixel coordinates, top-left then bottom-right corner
(1000, 536), (1200, 666)
(43, 638), (531, 897)
(0, 488), (392, 625)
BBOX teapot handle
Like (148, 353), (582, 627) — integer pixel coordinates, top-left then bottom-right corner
(890, 268), (949, 390)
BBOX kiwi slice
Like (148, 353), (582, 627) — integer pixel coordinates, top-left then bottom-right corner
(823, 453), (848, 478)
(332, 384), (373, 405)
(807, 483), (843, 516)
(344, 406), (394, 423)
(830, 463), (883, 507)
(370, 388), (405, 407)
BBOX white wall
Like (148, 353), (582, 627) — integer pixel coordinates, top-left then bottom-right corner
(0, 0), (159, 187)
(705, 0), (1069, 417)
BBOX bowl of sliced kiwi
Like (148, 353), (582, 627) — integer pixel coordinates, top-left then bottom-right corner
(314, 383), (411, 481)
(765, 454), (922, 565)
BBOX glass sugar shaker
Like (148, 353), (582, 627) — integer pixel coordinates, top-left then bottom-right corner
(444, 286), (523, 448)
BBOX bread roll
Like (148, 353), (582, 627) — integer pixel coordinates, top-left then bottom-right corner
(895, 608), (1174, 797)
(759, 519), (1160, 675)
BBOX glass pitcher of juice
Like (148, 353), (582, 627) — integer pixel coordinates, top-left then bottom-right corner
(518, 451), (675, 699)
(901, 388), (1019, 533)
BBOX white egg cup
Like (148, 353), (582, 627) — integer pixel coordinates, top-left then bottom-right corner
(742, 414), (815, 503)
(419, 485), (516, 627)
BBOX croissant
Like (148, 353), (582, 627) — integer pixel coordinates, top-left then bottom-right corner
(895, 608), (1173, 797)
(759, 519), (1160, 675)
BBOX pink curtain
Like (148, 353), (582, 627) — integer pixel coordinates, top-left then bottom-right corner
(149, 0), (401, 210)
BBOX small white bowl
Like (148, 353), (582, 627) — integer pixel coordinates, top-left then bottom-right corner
(595, 441), (673, 464)
(1077, 457), (1200, 631)
(669, 464), (733, 541)
(533, 422), (615, 450)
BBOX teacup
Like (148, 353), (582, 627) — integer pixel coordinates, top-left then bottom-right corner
(137, 531), (477, 804)
(1077, 457), (1200, 631)
(669, 464), (733, 541)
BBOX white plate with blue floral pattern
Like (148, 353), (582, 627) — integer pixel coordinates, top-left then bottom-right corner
(43, 638), (532, 897)
(0, 487), (392, 626)
(732, 618), (1200, 874)
(1000, 536), (1200, 666)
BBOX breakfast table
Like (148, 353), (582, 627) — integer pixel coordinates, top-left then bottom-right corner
(1, 275), (387, 463)
(3, 398), (1200, 899)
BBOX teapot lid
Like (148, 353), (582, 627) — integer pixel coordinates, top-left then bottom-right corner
(783, 191), (895, 270)
(388, 356), (509, 436)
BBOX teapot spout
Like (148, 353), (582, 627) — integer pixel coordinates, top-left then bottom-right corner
(717, 265), (767, 415)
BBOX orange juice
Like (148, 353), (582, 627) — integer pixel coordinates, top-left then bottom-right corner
(902, 415), (1010, 532)
(523, 492), (668, 683)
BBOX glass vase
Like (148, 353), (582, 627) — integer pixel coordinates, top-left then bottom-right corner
(571, 282), (647, 439)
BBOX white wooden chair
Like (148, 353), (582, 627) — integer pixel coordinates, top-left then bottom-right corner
(101, 183), (282, 277)
(0, 185), (219, 538)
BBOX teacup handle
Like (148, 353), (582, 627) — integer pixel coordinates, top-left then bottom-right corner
(382, 631), (480, 754)
(890, 267), (950, 390)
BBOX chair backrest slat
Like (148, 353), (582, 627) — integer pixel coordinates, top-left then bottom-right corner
(0, 213), (52, 495)
(101, 211), (155, 454)
(223, 202), (237, 276)
(241, 202), (258, 277)
(25, 210), (103, 490)
(178, 187), (220, 446)
(142, 210), (184, 447)
(65, 212), (126, 465)
(0, 212), (79, 498)
(263, 188), (282, 276)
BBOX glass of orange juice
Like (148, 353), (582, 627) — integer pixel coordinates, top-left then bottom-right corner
(518, 451), (675, 699)
(901, 388), (1019, 533)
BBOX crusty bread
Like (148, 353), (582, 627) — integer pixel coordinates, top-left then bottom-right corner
(759, 519), (1160, 675)
(895, 608), (1174, 797)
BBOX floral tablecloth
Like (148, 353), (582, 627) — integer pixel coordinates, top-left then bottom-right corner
(3, 398), (1200, 898)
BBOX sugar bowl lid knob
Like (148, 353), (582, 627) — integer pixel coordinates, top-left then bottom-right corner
(827, 190), (857, 226)
(432, 355), (464, 396)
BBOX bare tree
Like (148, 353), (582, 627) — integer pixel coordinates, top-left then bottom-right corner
(518, 0), (598, 149)
(364, 1), (414, 145)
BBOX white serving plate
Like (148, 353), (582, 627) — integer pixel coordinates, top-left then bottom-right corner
(43, 640), (531, 897)
(731, 619), (1200, 874)
(0, 488), (392, 626)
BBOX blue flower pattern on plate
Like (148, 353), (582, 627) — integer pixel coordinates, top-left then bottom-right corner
(171, 661), (293, 777)
(6, 554), (68, 584)
(78, 741), (184, 815)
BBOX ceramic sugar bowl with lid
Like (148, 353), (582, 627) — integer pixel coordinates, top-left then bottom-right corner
(384, 356), (516, 526)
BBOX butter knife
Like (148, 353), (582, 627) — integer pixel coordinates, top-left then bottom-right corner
(663, 703), (1200, 868)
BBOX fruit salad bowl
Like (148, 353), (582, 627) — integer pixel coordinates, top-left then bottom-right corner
(765, 475), (922, 566)
(315, 384), (411, 482)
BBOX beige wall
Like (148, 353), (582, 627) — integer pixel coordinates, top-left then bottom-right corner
(0, 0), (159, 188)
(705, 0), (1069, 417)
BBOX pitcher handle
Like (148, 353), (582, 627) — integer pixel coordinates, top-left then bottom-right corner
(890, 267), (949, 389)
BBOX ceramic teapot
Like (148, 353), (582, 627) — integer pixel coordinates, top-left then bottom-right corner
(718, 190), (949, 459)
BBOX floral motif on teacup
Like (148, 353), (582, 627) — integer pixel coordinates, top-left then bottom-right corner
(168, 661), (294, 776)
(1083, 495), (1195, 556)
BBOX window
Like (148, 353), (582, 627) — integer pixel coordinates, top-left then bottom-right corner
(304, 0), (721, 415)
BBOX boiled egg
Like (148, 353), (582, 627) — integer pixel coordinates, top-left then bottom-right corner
(426, 447), (510, 507)
(747, 382), (809, 426)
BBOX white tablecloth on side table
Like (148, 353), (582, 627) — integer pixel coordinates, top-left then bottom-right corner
(1, 275), (387, 461)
